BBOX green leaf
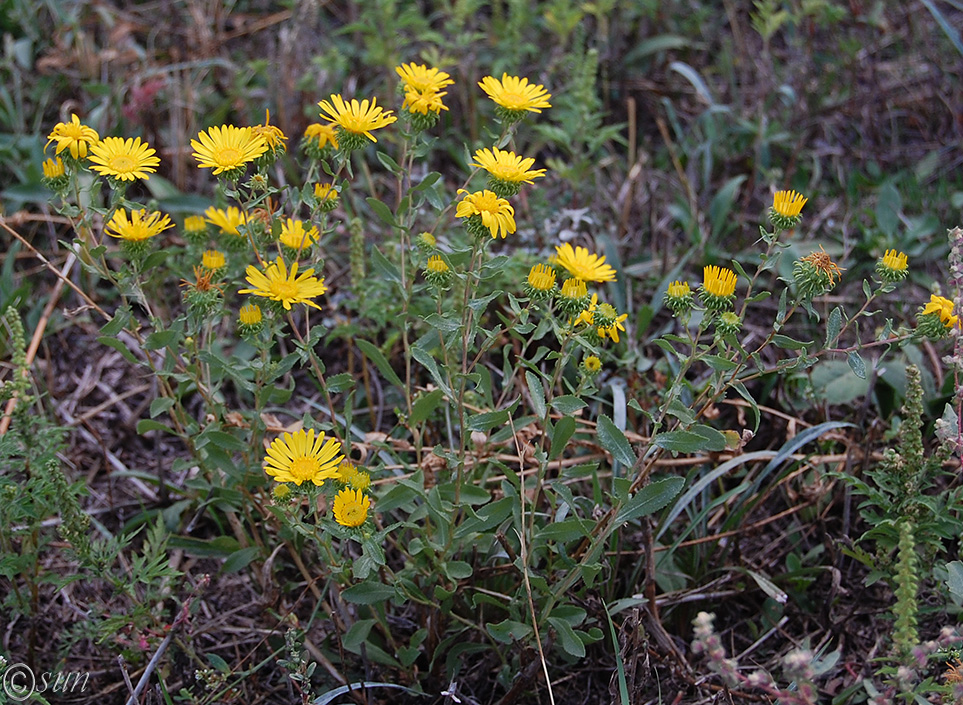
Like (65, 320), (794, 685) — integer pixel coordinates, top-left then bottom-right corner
(342, 619), (377, 652)
(370, 246), (401, 283)
(731, 381), (760, 434)
(653, 425), (726, 453)
(847, 351), (867, 380)
(772, 334), (812, 350)
(709, 175), (747, 237)
(526, 370), (546, 419)
(366, 196), (397, 227)
(466, 409), (509, 432)
(551, 395), (587, 415)
(876, 182), (901, 238)
(597, 414), (635, 467)
(375, 151), (401, 174)
(326, 372), (355, 393)
(150, 397), (175, 418)
(549, 416), (576, 460)
(826, 306), (843, 347)
(945, 561), (963, 605)
(548, 616), (586, 658)
(97, 336), (139, 364)
(201, 430), (248, 452)
(703, 354), (737, 371)
(222, 546), (260, 574)
(136, 419), (173, 435)
(356, 339), (404, 388)
(411, 171), (442, 192)
(487, 619), (532, 644)
(810, 359), (870, 405)
(100, 307), (130, 337)
(410, 389), (445, 426)
(615, 476), (685, 524)
(342, 582), (399, 605)
(424, 312), (461, 332)
(411, 347), (454, 398)
(444, 561), (473, 580)
(536, 518), (593, 543)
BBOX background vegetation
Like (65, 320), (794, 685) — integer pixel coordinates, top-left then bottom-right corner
(1, 1), (963, 703)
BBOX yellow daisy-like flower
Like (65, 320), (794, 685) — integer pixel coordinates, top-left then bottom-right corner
(581, 355), (602, 375)
(238, 303), (262, 325)
(877, 249), (908, 283)
(184, 215), (207, 234)
(333, 487), (371, 527)
(88, 137), (160, 182)
(279, 218), (319, 251)
(478, 73), (552, 113)
(105, 208), (173, 242)
(667, 280), (690, 298)
(304, 123), (339, 149)
(664, 280), (694, 315)
(402, 86), (449, 115)
(772, 190), (808, 218)
(314, 183), (338, 201)
(556, 277), (590, 316)
(922, 294), (958, 330)
(252, 109), (287, 151)
(317, 94), (397, 146)
(46, 114), (99, 160)
(426, 255), (450, 273)
(455, 189), (516, 239)
(238, 256), (328, 310)
(770, 190), (808, 230)
(424, 254), (452, 288)
(191, 125), (268, 176)
(205, 206), (248, 236)
(395, 62), (454, 93)
(335, 461), (372, 491)
(472, 147), (546, 185)
(201, 249), (226, 270)
(42, 157), (65, 178)
(527, 263), (556, 292)
(702, 265), (738, 298)
(576, 294), (628, 343)
(264, 428), (344, 486)
(554, 243), (617, 283)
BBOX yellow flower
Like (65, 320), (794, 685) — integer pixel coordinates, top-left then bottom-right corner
(201, 250), (226, 270)
(336, 461), (372, 491)
(702, 265), (738, 298)
(314, 183), (338, 201)
(922, 294), (958, 329)
(554, 243), (617, 283)
(472, 147), (546, 184)
(770, 190), (808, 230)
(426, 255), (450, 273)
(42, 157), (65, 178)
(46, 114), (99, 160)
(191, 125), (268, 175)
(317, 94), (397, 144)
(402, 86), (448, 115)
(205, 206), (248, 236)
(264, 428), (343, 486)
(877, 249), (908, 283)
(184, 215), (208, 234)
(88, 137), (160, 181)
(581, 355), (602, 375)
(279, 218), (320, 251)
(238, 303), (262, 325)
(455, 189), (516, 239)
(576, 294), (628, 342)
(527, 263), (556, 292)
(478, 73), (552, 113)
(560, 277), (587, 300)
(304, 123), (339, 149)
(664, 280), (694, 316)
(239, 256), (328, 310)
(251, 109), (286, 151)
(772, 190), (808, 218)
(333, 487), (371, 527)
(105, 209), (173, 242)
(556, 277), (589, 316)
(395, 62), (454, 92)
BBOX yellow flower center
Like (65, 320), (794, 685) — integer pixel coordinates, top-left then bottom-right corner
(61, 124), (87, 139)
(343, 503), (366, 524)
(270, 279), (299, 300)
(217, 147), (241, 166)
(109, 155), (136, 173)
(500, 91), (526, 109)
(474, 192), (501, 212)
(290, 456), (319, 481)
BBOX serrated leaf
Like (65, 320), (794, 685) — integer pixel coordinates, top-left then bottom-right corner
(424, 313), (460, 332)
(772, 334), (812, 350)
(326, 372), (355, 393)
(703, 354), (737, 371)
(466, 409), (509, 432)
(597, 414), (635, 467)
